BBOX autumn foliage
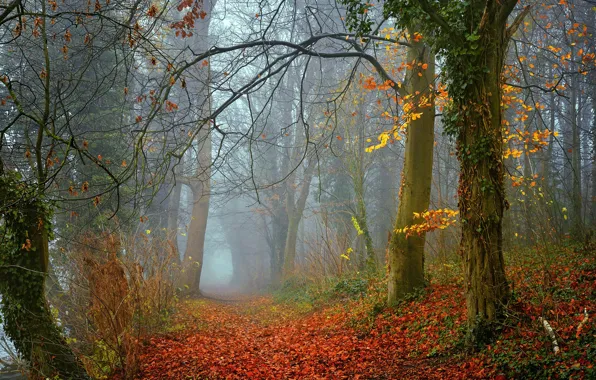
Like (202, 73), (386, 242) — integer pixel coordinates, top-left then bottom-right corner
(60, 232), (180, 379)
(133, 244), (595, 379)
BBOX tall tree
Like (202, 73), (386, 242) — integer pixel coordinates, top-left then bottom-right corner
(343, 0), (530, 342)
(282, 129), (316, 278)
(387, 35), (435, 304)
(178, 0), (217, 294)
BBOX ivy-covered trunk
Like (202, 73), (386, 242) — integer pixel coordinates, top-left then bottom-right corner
(0, 175), (89, 379)
(453, 20), (510, 344)
(387, 38), (435, 305)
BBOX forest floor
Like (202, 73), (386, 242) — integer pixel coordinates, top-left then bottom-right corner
(136, 244), (595, 379)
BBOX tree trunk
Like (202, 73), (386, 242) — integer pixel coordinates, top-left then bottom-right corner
(265, 71), (294, 286)
(542, 87), (556, 185)
(0, 195), (89, 379)
(178, 0), (214, 295)
(167, 182), (182, 263)
(523, 103), (536, 245)
(167, 157), (184, 263)
(387, 38), (435, 305)
(356, 196), (375, 271)
(282, 163), (314, 278)
(269, 205), (288, 286)
(283, 215), (300, 277)
(182, 127), (211, 295)
(183, 175), (210, 294)
(230, 246), (251, 289)
(352, 100), (375, 271)
(456, 22), (510, 345)
(591, 71), (596, 225)
(570, 67), (583, 239)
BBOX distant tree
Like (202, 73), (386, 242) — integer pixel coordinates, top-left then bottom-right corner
(177, 0), (217, 295)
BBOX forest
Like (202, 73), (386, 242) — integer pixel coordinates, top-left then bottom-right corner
(0, 0), (595, 378)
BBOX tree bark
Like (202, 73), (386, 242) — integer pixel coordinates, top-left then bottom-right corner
(523, 102), (536, 245)
(387, 37), (435, 305)
(183, 157), (210, 294)
(456, 15), (512, 344)
(283, 216), (300, 277)
(281, 67), (316, 279)
(355, 196), (375, 270)
(269, 201), (288, 286)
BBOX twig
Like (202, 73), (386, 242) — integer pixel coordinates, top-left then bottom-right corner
(576, 308), (589, 339)
(538, 317), (560, 354)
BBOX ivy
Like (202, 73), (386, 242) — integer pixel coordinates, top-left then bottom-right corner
(459, 136), (493, 165)
(0, 171), (51, 359)
(0, 171), (88, 378)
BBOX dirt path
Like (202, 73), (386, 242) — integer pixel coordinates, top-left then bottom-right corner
(136, 292), (480, 379)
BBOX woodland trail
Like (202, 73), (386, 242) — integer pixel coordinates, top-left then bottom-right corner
(136, 288), (484, 380)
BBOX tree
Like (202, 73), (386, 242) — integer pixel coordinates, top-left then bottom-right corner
(342, 0), (531, 343)
(282, 84), (317, 277)
(0, 0), (126, 375)
(173, 0), (217, 294)
(388, 33), (435, 304)
(0, 0), (191, 375)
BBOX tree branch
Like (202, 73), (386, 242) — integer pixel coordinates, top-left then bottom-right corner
(505, 5), (532, 41)
(416, 0), (451, 32)
(180, 35), (407, 98)
(0, 0), (21, 26)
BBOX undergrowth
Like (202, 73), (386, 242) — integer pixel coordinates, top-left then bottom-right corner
(272, 242), (595, 378)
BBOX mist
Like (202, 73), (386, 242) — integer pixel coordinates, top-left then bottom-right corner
(0, 0), (595, 378)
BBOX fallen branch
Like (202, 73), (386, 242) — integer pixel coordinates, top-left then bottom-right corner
(576, 308), (589, 339)
(538, 317), (560, 354)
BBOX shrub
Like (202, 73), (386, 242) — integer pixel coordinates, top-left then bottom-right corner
(51, 231), (179, 379)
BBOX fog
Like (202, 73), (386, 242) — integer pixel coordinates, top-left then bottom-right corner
(0, 0), (595, 377)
